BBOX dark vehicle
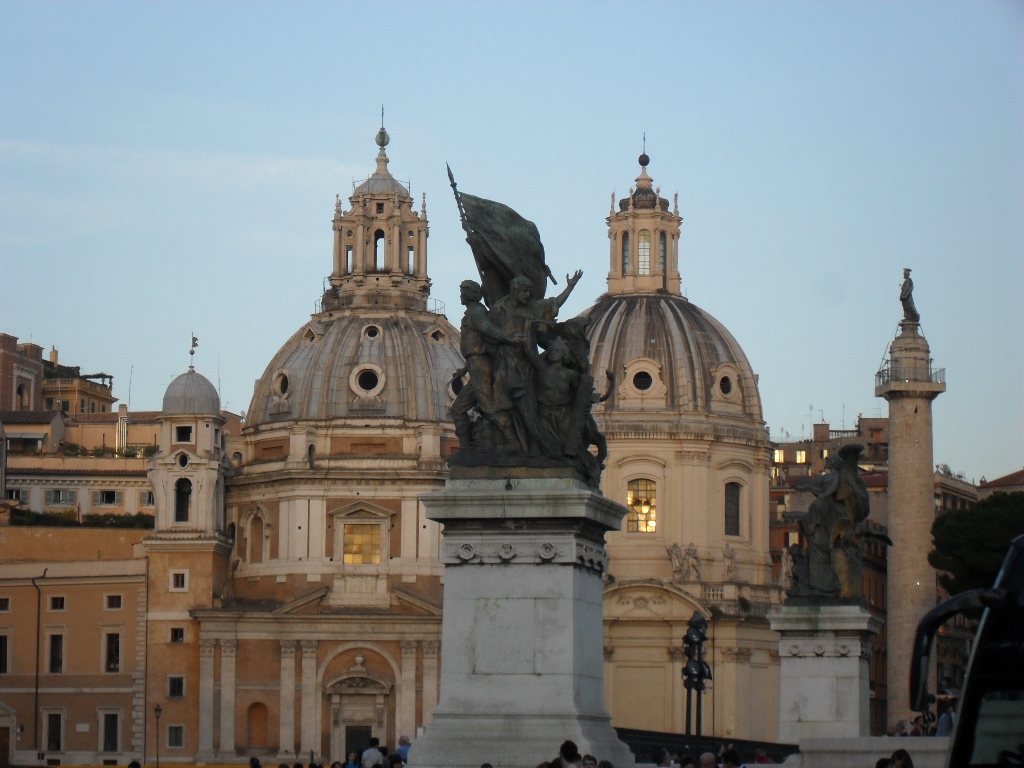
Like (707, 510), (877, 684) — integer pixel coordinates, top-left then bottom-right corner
(910, 532), (1024, 767)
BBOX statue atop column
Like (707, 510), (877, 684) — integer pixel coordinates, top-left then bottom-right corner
(786, 444), (892, 603)
(446, 167), (611, 487)
(900, 267), (920, 323)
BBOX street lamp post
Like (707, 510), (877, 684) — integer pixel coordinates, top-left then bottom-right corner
(154, 705), (162, 768)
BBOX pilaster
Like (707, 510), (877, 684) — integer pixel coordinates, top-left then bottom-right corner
(219, 639), (237, 755)
(398, 641), (418, 741)
(197, 638), (217, 761)
(277, 640), (297, 759)
(421, 640), (439, 726)
(300, 640), (319, 757)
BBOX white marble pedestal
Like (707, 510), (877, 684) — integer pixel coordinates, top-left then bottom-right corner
(407, 473), (635, 768)
(769, 604), (882, 742)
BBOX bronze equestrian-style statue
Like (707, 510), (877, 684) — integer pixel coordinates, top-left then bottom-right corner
(446, 166), (612, 487)
(786, 444), (892, 603)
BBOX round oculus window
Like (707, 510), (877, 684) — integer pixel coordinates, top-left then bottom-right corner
(177, 453), (189, 468)
(633, 371), (654, 391)
(365, 325), (380, 339)
(719, 376), (733, 395)
(357, 370), (379, 392)
(275, 373), (289, 396)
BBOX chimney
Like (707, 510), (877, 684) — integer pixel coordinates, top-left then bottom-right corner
(49, 347), (58, 365)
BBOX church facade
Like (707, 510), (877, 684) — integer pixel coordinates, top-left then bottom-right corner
(0, 135), (782, 765)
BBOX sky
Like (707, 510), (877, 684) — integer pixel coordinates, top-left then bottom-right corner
(1, 1), (1021, 483)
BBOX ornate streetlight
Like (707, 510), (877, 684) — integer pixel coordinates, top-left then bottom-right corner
(153, 705), (163, 768)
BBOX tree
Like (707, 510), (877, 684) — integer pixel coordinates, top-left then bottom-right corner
(929, 492), (1024, 594)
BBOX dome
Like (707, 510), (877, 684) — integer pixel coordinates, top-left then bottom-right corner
(247, 310), (464, 427)
(162, 368), (221, 415)
(583, 293), (763, 421)
(353, 171), (412, 198)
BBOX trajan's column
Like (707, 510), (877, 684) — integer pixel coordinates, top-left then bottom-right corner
(875, 268), (945, 728)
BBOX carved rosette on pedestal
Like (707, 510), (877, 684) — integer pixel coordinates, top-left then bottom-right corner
(407, 473), (635, 768)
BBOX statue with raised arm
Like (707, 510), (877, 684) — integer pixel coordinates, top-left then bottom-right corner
(900, 267), (920, 323)
(445, 168), (608, 486)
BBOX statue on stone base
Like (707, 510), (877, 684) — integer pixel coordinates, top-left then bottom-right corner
(786, 444), (892, 603)
(900, 267), (920, 323)
(446, 167), (611, 488)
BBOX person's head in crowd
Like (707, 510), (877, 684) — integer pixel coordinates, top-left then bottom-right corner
(347, 753), (360, 766)
(369, 737), (380, 748)
(581, 756), (597, 768)
(652, 748), (670, 767)
(597, 761), (615, 768)
(559, 741), (579, 764)
(250, 758), (262, 768)
(699, 753), (717, 768)
(874, 759), (891, 768)
(481, 764), (493, 768)
(679, 756), (697, 768)
(387, 755), (402, 768)
(331, 762), (342, 768)
(721, 749), (741, 768)
(399, 736), (410, 747)
(891, 749), (914, 768)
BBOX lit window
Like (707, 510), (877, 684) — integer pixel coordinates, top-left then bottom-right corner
(773, 449), (785, 463)
(821, 449), (829, 459)
(796, 450), (807, 464)
(638, 230), (651, 275)
(167, 725), (184, 748)
(725, 482), (741, 536)
(343, 524), (381, 564)
(621, 232), (631, 274)
(626, 478), (657, 533)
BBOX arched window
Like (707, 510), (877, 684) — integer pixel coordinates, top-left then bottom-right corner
(15, 385), (26, 410)
(174, 478), (191, 523)
(621, 232), (631, 275)
(638, 230), (651, 275)
(626, 478), (657, 533)
(725, 482), (741, 536)
(249, 517), (264, 563)
(407, 246), (415, 275)
(307, 444), (316, 470)
(659, 232), (667, 273)
(373, 229), (385, 271)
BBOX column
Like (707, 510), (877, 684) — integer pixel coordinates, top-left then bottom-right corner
(421, 641), (439, 726)
(669, 645), (685, 733)
(278, 640), (297, 758)
(219, 639), (237, 755)
(398, 641), (417, 739)
(300, 640), (319, 757)
(198, 638), (217, 759)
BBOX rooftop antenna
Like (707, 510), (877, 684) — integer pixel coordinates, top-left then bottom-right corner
(381, 104), (385, 129)
(643, 132), (646, 154)
(128, 366), (133, 411)
(189, 334), (199, 371)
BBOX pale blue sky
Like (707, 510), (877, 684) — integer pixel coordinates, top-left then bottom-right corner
(1, 2), (1021, 481)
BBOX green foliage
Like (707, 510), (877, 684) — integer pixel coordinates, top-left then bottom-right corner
(10, 508), (79, 526)
(929, 492), (1024, 594)
(82, 512), (155, 529)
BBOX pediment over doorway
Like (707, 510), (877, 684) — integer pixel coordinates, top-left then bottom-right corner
(604, 579), (707, 621)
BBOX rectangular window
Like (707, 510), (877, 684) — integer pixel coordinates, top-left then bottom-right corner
(626, 478), (657, 533)
(375, 202), (384, 214)
(170, 627), (185, 643)
(170, 571), (188, 591)
(637, 230), (651, 275)
(343, 524), (382, 565)
(105, 594), (122, 610)
(345, 245), (353, 273)
(773, 449), (785, 463)
(168, 676), (185, 698)
(139, 491), (155, 507)
(45, 398), (54, 410)
(92, 490), (123, 506)
(407, 246), (415, 274)
(80, 399), (86, 413)
(821, 449), (829, 459)
(174, 425), (193, 443)
(49, 596), (65, 611)
(725, 482), (741, 537)
(5, 489), (27, 504)
(61, 400), (69, 412)
(49, 634), (64, 673)
(102, 712), (118, 753)
(44, 489), (77, 506)
(0, 597), (10, 611)
(796, 450), (807, 464)
(0, 635), (8, 674)
(47, 712), (63, 751)
(105, 633), (120, 673)
(167, 725), (184, 748)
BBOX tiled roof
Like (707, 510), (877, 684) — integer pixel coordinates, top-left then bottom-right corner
(980, 468), (1024, 489)
(0, 410), (62, 424)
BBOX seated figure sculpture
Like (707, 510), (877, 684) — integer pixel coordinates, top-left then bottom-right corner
(786, 444), (892, 602)
(446, 168), (610, 487)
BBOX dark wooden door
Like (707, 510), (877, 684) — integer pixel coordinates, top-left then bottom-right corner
(345, 726), (372, 759)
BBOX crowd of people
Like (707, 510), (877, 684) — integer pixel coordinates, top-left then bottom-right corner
(887, 698), (956, 738)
